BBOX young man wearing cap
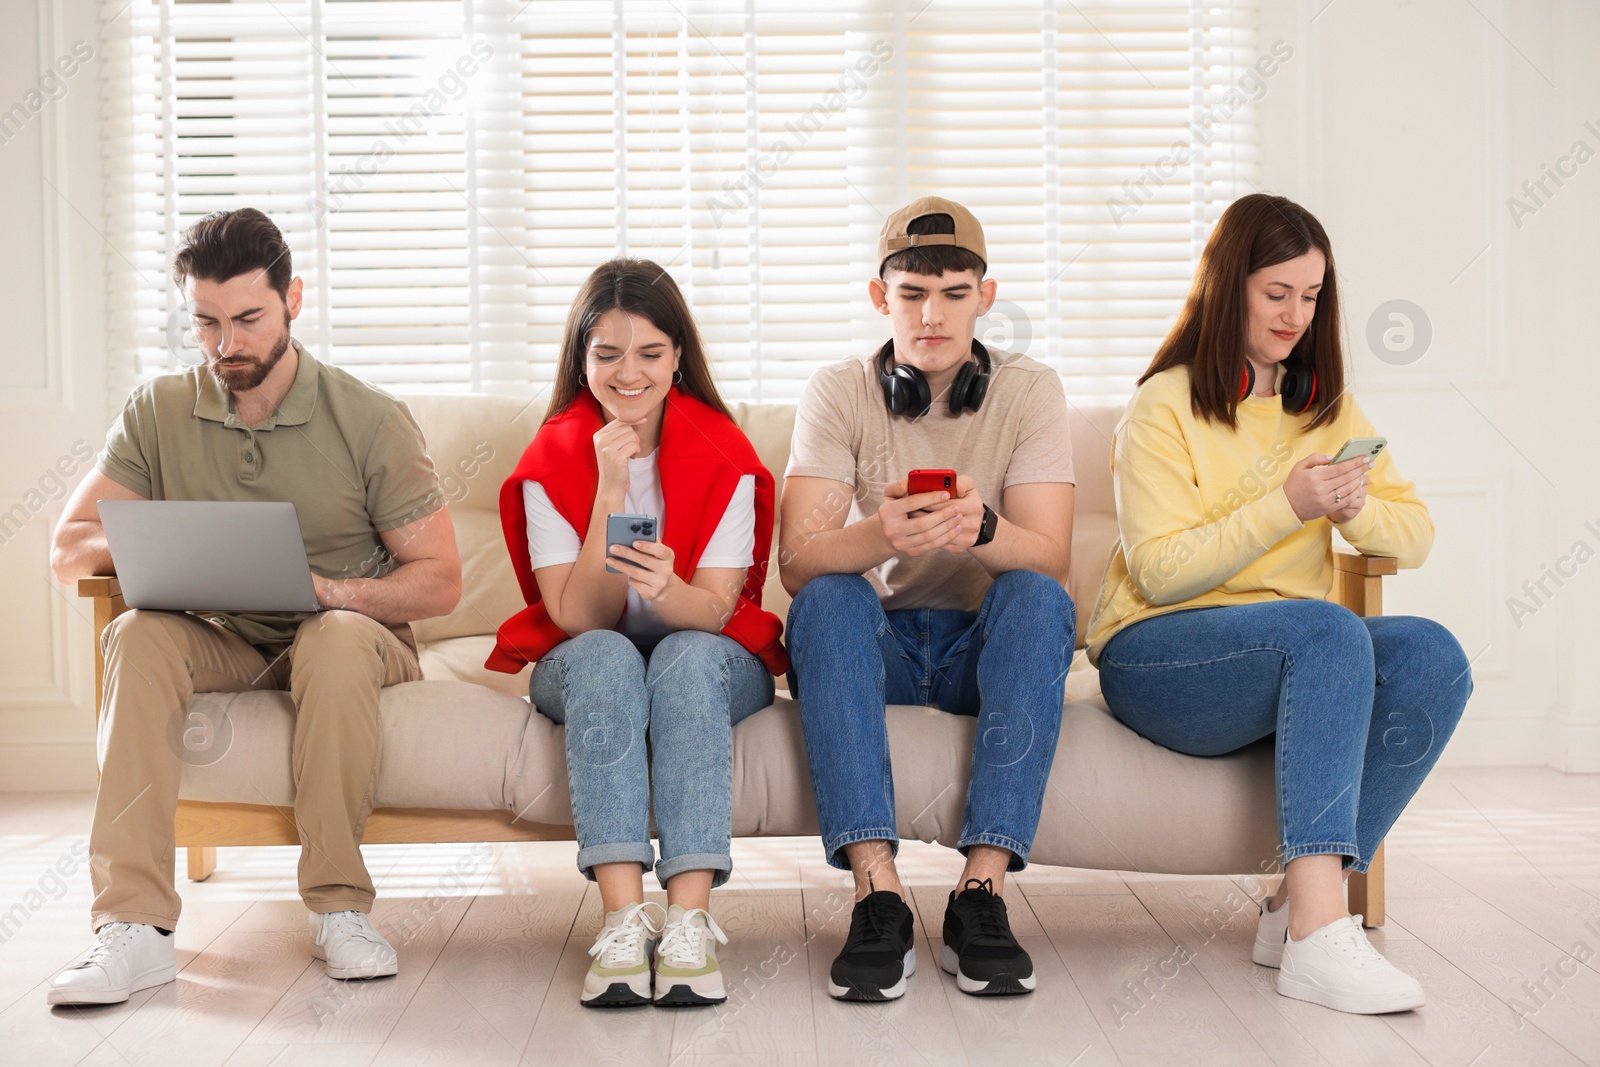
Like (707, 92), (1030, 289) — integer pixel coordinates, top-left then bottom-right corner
(780, 197), (1076, 1000)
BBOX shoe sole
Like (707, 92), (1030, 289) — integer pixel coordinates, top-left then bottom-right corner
(827, 947), (916, 1002)
(311, 945), (398, 981)
(47, 963), (176, 1006)
(939, 945), (1036, 996)
(1277, 970), (1425, 1014)
(583, 981), (652, 1008)
(654, 982), (727, 1007)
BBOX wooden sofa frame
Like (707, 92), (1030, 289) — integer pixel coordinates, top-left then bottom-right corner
(79, 550), (1393, 925)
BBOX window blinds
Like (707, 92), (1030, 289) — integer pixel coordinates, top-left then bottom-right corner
(100, 0), (1265, 407)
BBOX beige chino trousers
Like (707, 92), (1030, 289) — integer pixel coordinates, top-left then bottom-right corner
(89, 608), (422, 931)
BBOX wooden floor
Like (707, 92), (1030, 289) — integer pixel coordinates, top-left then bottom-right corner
(1, 767), (1598, 1066)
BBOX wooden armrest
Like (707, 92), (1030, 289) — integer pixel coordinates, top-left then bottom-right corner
(78, 576), (121, 598)
(1333, 552), (1397, 577)
(1332, 552), (1393, 619)
(78, 577), (127, 715)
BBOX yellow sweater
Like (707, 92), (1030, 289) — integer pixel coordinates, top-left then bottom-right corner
(1085, 365), (1433, 665)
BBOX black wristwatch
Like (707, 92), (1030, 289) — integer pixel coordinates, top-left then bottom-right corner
(974, 504), (999, 547)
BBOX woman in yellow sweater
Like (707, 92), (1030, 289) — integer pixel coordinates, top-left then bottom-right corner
(1087, 194), (1471, 1016)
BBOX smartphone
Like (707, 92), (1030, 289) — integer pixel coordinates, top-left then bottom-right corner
(604, 512), (658, 574)
(1329, 437), (1387, 465)
(907, 468), (957, 498)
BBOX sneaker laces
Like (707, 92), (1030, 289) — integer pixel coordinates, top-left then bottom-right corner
(846, 892), (903, 950)
(75, 923), (137, 969)
(956, 879), (1013, 943)
(590, 902), (666, 968)
(657, 909), (727, 969)
(1325, 915), (1386, 966)
(322, 910), (387, 951)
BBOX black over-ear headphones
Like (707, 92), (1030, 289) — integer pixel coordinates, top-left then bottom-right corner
(877, 339), (992, 418)
(1239, 358), (1318, 414)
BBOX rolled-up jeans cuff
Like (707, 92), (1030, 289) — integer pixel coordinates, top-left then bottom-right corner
(575, 841), (657, 881)
(822, 829), (898, 872)
(955, 833), (1031, 873)
(656, 852), (732, 889)
(1279, 842), (1359, 870)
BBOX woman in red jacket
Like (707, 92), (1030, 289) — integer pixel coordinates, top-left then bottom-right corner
(488, 260), (787, 1009)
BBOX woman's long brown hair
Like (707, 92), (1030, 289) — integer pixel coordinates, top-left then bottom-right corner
(545, 259), (733, 423)
(1140, 194), (1345, 430)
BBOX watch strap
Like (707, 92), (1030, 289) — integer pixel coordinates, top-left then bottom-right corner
(974, 504), (999, 547)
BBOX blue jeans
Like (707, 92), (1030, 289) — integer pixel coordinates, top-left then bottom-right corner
(530, 628), (774, 888)
(786, 570), (1075, 872)
(1097, 600), (1472, 873)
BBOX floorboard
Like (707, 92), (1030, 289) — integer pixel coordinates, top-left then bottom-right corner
(0, 767), (1593, 1066)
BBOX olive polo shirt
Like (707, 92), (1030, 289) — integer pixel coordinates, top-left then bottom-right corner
(97, 339), (444, 645)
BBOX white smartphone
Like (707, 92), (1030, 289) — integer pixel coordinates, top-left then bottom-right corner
(1330, 437), (1387, 465)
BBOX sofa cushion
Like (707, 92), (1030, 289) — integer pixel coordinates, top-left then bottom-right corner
(418, 634), (532, 699)
(729, 401), (799, 620)
(179, 680), (1278, 876)
(1065, 403), (1118, 648)
(178, 681), (531, 811)
(403, 394), (542, 646)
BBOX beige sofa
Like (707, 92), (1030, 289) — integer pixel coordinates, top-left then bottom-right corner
(79, 393), (1393, 922)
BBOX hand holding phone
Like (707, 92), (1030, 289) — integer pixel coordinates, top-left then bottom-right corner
(879, 471), (961, 558)
(907, 468), (957, 498)
(605, 512), (658, 573)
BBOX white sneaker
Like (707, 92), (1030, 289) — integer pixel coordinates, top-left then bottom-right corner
(47, 922), (176, 1006)
(309, 910), (398, 980)
(653, 904), (728, 1007)
(1277, 914), (1425, 1014)
(583, 901), (666, 1008)
(1252, 896), (1289, 968)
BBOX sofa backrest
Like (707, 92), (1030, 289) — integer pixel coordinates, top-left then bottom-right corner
(406, 394), (1120, 651)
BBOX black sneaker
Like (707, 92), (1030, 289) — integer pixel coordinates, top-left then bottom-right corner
(940, 878), (1036, 995)
(827, 890), (916, 1001)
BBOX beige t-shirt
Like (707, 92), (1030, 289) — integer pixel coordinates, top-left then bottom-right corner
(786, 345), (1075, 612)
(98, 340), (443, 645)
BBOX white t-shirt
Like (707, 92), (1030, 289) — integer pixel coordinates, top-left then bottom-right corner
(522, 449), (756, 637)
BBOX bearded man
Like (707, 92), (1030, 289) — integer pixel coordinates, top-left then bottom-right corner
(47, 208), (461, 1004)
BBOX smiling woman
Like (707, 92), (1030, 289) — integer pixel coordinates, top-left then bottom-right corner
(486, 258), (787, 1008)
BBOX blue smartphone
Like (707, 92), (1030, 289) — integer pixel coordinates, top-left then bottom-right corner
(605, 513), (658, 573)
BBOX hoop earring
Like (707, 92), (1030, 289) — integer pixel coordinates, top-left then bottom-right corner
(672, 370), (683, 385)
(578, 372), (588, 387)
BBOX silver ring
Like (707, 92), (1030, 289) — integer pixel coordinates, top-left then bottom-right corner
(1335, 492), (1341, 503)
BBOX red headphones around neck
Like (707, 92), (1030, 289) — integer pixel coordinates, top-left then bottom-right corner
(1239, 359), (1318, 414)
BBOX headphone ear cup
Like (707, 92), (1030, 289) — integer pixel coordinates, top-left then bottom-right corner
(948, 360), (977, 415)
(1280, 361), (1318, 413)
(1239, 362), (1255, 400)
(966, 366), (990, 413)
(883, 365), (930, 417)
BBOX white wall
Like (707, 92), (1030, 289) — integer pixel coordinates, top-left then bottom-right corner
(0, 0), (1594, 789)
(0, 0), (109, 789)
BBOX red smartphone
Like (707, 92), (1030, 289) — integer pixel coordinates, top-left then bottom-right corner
(907, 468), (957, 497)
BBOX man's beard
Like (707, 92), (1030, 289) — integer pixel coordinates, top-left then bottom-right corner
(209, 316), (291, 393)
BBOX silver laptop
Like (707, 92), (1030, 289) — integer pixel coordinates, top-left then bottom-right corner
(98, 500), (320, 612)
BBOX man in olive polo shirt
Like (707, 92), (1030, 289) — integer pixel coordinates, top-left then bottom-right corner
(48, 208), (461, 1005)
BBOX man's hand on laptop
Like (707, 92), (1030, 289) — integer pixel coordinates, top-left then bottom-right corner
(878, 477), (964, 558)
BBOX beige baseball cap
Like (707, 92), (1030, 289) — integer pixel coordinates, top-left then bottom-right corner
(877, 196), (987, 272)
